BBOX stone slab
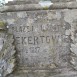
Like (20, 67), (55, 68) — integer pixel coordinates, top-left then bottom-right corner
(13, 0), (76, 3)
(2, 2), (77, 12)
(1, 7), (77, 77)
(7, 10), (70, 68)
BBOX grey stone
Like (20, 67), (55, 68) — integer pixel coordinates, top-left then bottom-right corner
(0, 21), (16, 77)
(1, 0), (77, 77)
(13, 0), (76, 3)
(6, 10), (76, 77)
(1, 2), (77, 12)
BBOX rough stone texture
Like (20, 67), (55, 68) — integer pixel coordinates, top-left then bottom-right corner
(0, 9), (77, 77)
(6, 0), (77, 6)
(0, 21), (16, 77)
(1, 1), (77, 77)
(2, 2), (77, 12)
(13, 0), (76, 3)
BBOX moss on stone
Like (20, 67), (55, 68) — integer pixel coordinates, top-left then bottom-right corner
(0, 21), (7, 29)
(43, 6), (49, 10)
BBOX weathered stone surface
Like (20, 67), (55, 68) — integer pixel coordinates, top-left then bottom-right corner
(6, 0), (77, 6)
(0, 9), (75, 77)
(14, 0), (76, 3)
(0, 21), (16, 77)
(1, 2), (77, 12)
(1, 1), (77, 77)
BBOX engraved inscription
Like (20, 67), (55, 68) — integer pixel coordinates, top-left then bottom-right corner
(8, 11), (71, 68)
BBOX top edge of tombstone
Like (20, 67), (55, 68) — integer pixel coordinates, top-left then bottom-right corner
(0, 0), (77, 12)
(6, 0), (77, 5)
(13, 0), (76, 3)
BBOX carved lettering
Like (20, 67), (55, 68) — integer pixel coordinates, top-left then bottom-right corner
(22, 37), (27, 44)
(29, 47), (40, 53)
(11, 26), (34, 33)
(46, 36), (50, 43)
(40, 36), (45, 43)
(34, 36), (38, 45)
(28, 36), (33, 44)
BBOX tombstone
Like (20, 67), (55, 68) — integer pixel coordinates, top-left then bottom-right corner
(13, 0), (76, 2)
(6, 0), (76, 5)
(0, 0), (77, 77)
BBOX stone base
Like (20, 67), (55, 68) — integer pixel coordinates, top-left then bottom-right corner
(7, 67), (77, 77)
